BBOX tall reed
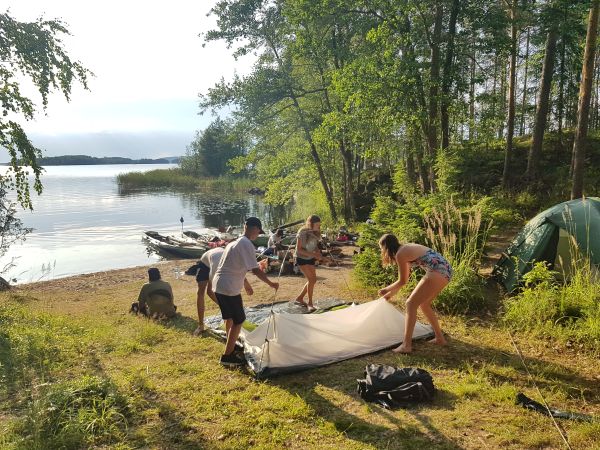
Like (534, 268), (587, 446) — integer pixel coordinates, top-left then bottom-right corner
(423, 198), (491, 313)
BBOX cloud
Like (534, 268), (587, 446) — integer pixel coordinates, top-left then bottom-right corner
(3, 0), (253, 137)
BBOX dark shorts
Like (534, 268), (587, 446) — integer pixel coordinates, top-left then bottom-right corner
(296, 257), (316, 266)
(195, 262), (210, 282)
(215, 292), (246, 325)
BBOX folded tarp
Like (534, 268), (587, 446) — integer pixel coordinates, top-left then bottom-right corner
(241, 298), (434, 378)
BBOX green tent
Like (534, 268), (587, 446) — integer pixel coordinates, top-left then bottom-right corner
(494, 197), (600, 292)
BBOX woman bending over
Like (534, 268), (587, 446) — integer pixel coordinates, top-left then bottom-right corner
(378, 234), (452, 353)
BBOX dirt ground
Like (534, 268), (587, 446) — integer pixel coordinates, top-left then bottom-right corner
(16, 244), (372, 311)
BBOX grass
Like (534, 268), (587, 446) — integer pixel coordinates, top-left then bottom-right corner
(116, 168), (256, 192)
(0, 267), (599, 449)
(504, 261), (600, 353)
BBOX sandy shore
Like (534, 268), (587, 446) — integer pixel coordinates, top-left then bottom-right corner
(15, 245), (371, 319)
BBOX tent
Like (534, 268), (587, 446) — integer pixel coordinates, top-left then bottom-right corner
(493, 197), (600, 292)
(240, 298), (434, 378)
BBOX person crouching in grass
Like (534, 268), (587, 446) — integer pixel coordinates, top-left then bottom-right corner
(213, 217), (279, 366)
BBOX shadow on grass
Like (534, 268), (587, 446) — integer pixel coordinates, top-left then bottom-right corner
(270, 355), (462, 450)
(126, 376), (217, 450)
(267, 333), (599, 449)
(404, 336), (600, 401)
(167, 313), (201, 334)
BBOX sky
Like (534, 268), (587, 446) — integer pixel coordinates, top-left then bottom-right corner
(1, 0), (252, 161)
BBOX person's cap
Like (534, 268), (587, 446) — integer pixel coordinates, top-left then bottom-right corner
(245, 217), (265, 234)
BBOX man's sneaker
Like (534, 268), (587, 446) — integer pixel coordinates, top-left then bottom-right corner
(220, 352), (246, 367)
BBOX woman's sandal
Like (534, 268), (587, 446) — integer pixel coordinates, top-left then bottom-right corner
(307, 306), (317, 313)
(293, 300), (308, 308)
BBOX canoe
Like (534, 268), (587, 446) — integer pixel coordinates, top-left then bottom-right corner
(143, 231), (209, 258)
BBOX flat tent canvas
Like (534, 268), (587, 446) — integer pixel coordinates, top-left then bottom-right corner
(494, 197), (600, 291)
(241, 298), (434, 378)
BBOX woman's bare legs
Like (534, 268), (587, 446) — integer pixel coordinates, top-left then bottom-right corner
(294, 283), (308, 305)
(193, 281), (219, 336)
(393, 272), (448, 353)
(296, 264), (317, 307)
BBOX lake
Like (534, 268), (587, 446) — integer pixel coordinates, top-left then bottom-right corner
(0, 165), (283, 283)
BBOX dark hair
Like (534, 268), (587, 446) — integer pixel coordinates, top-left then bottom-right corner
(378, 234), (401, 266)
(148, 267), (161, 282)
(275, 228), (284, 236)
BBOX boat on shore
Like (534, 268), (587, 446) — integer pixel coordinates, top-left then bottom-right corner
(143, 231), (209, 258)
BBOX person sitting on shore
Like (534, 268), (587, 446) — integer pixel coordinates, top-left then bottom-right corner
(193, 247), (254, 336)
(133, 268), (177, 319)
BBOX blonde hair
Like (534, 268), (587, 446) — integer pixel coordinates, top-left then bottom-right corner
(301, 214), (321, 231)
(378, 233), (401, 266)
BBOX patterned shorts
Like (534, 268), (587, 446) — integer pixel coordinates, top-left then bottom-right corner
(412, 249), (453, 281)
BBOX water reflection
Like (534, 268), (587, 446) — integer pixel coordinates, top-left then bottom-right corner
(0, 165), (290, 283)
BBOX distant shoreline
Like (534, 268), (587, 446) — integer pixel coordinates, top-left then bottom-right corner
(9, 154), (181, 166)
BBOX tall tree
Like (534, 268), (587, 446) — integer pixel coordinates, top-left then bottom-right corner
(502, 0), (519, 189)
(181, 119), (245, 177)
(526, 23), (559, 183)
(441, 0), (461, 150)
(571, 0), (600, 199)
(202, 0), (339, 220)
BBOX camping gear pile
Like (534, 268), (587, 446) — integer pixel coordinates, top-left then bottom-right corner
(357, 364), (436, 409)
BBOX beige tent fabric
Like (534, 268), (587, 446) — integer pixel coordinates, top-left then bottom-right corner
(241, 298), (434, 377)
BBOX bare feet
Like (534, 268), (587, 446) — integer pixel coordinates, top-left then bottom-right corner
(293, 300), (308, 308)
(193, 326), (205, 337)
(392, 344), (412, 353)
(428, 337), (448, 346)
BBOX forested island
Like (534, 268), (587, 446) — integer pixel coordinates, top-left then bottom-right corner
(32, 155), (180, 165)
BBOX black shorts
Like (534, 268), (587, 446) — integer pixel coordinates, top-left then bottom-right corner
(215, 292), (246, 325)
(296, 257), (316, 266)
(195, 262), (210, 282)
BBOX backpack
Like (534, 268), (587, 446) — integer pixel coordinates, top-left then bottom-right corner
(357, 364), (435, 409)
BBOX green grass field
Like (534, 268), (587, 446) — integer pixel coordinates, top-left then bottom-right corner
(0, 265), (598, 449)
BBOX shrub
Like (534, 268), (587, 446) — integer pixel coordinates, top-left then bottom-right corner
(355, 192), (489, 313)
(504, 261), (600, 352)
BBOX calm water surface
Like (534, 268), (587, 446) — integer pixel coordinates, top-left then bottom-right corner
(0, 165), (282, 283)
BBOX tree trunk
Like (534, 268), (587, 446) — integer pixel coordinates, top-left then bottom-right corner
(413, 131), (429, 192)
(492, 55), (498, 125)
(498, 61), (507, 139)
(557, 31), (566, 146)
(406, 151), (417, 185)
(502, 0), (518, 189)
(571, 0), (600, 199)
(426, 2), (444, 192)
(340, 139), (356, 222)
(441, 0), (460, 150)
(469, 49), (476, 139)
(526, 28), (558, 183)
(519, 26), (531, 135)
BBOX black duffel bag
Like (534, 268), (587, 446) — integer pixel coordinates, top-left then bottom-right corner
(357, 364), (435, 409)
